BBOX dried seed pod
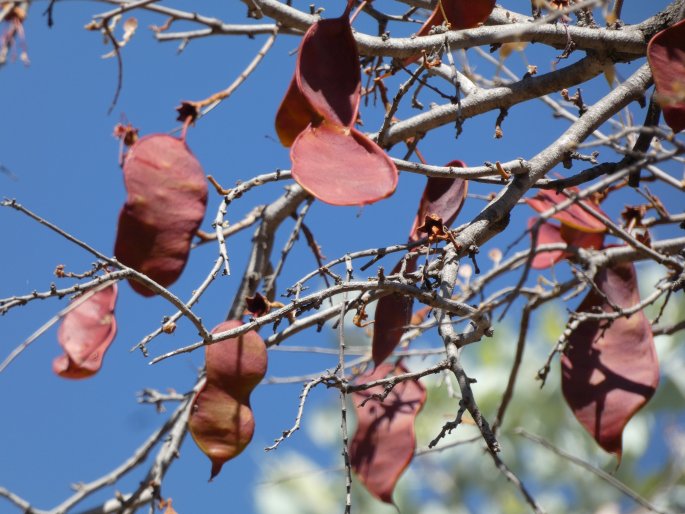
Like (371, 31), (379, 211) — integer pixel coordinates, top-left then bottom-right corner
(275, 10), (398, 206)
(275, 13), (360, 147)
(188, 320), (268, 480)
(562, 262), (659, 459)
(296, 16), (360, 129)
(53, 283), (118, 379)
(114, 134), (208, 296)
(350, 363), (426, 504)
(290, 123), (397, 206)
(525, 188), (607, 233)
(647, 19), (685, 133)
(403, 0), (495, 64)
(372, 165), (468, 366)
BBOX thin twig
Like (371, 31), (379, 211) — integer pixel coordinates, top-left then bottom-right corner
(516, 429), (672, 514)
(265, 374), (327, 451)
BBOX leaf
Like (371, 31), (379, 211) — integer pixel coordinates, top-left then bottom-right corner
(408, 161), (468, 242)
(290, 122), (397, 206)
(53, 283), (118, 379)
(561, 262), (659, 459)
(188, 320), (267, 480)
(296, 16), (360, 128)
(499, 41), (527, 60)
(603, 63), (616, 87)
(525, 188), (606, 233)
(350, 363), (426, 504)
(647, 18), (685, 133)
(114, 134), (208, 296)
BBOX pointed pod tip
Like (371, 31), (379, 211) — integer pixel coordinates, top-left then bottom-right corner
(209, 460), (224, 482)
(614, 450), (622, 470)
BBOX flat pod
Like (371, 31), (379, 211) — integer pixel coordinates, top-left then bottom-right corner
(350, 363), (426, 504)
(526, 189), (606, 233)
(561, 261), (659, 458)
(647, 19), (685, 133)
(408, 160), (468, 242)
(373, 165), (468, 366)
(527, 218), (605, 269)
(528, 218), (566, 270)
(559, 223), (604, 252)
(372, 259), (417, 367)
(114, 134), (208, 296)
(419, 0), (495, 33)
(188, 320), (267, 480)
(275, 76), (320, 147)
(404, 0), (495, 64)
(296, 15), (360, 128)
(290, 123), (397, 206)
(53, 283), (118, 379)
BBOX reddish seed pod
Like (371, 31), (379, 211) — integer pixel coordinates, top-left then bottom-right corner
(372, 165), (468, 366)
(408, 162), (468, 242)
(275, 12), (360, 147)
(188, 320), (268, 480)
(647, 19), (685, 133)
(526, 217), (605, 270)
(114, 134), (208, 296)
(371, 260), (416, 368)
(562, 261), (659, 460)
(295, 16), (360, 129)
(525, 188), (607, 233)
(275, 9), (398, 206)
(350, 363), (426, 504)
(53, 283), (118, 379)
(290, 123), (397, 206)
(403, 0), (495, 65)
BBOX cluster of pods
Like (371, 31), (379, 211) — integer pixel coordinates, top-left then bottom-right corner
(51, 0), (685, 503)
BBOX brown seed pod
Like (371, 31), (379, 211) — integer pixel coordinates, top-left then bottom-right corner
(188, 320), (268, 480)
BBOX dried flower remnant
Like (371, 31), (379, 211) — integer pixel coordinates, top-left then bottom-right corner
(0, 4), (29, 66)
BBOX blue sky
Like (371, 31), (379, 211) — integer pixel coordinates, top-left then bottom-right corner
(1, 1), (680, 513)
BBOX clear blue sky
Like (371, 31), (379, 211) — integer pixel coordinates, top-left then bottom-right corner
(0, 1), (678, 513)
